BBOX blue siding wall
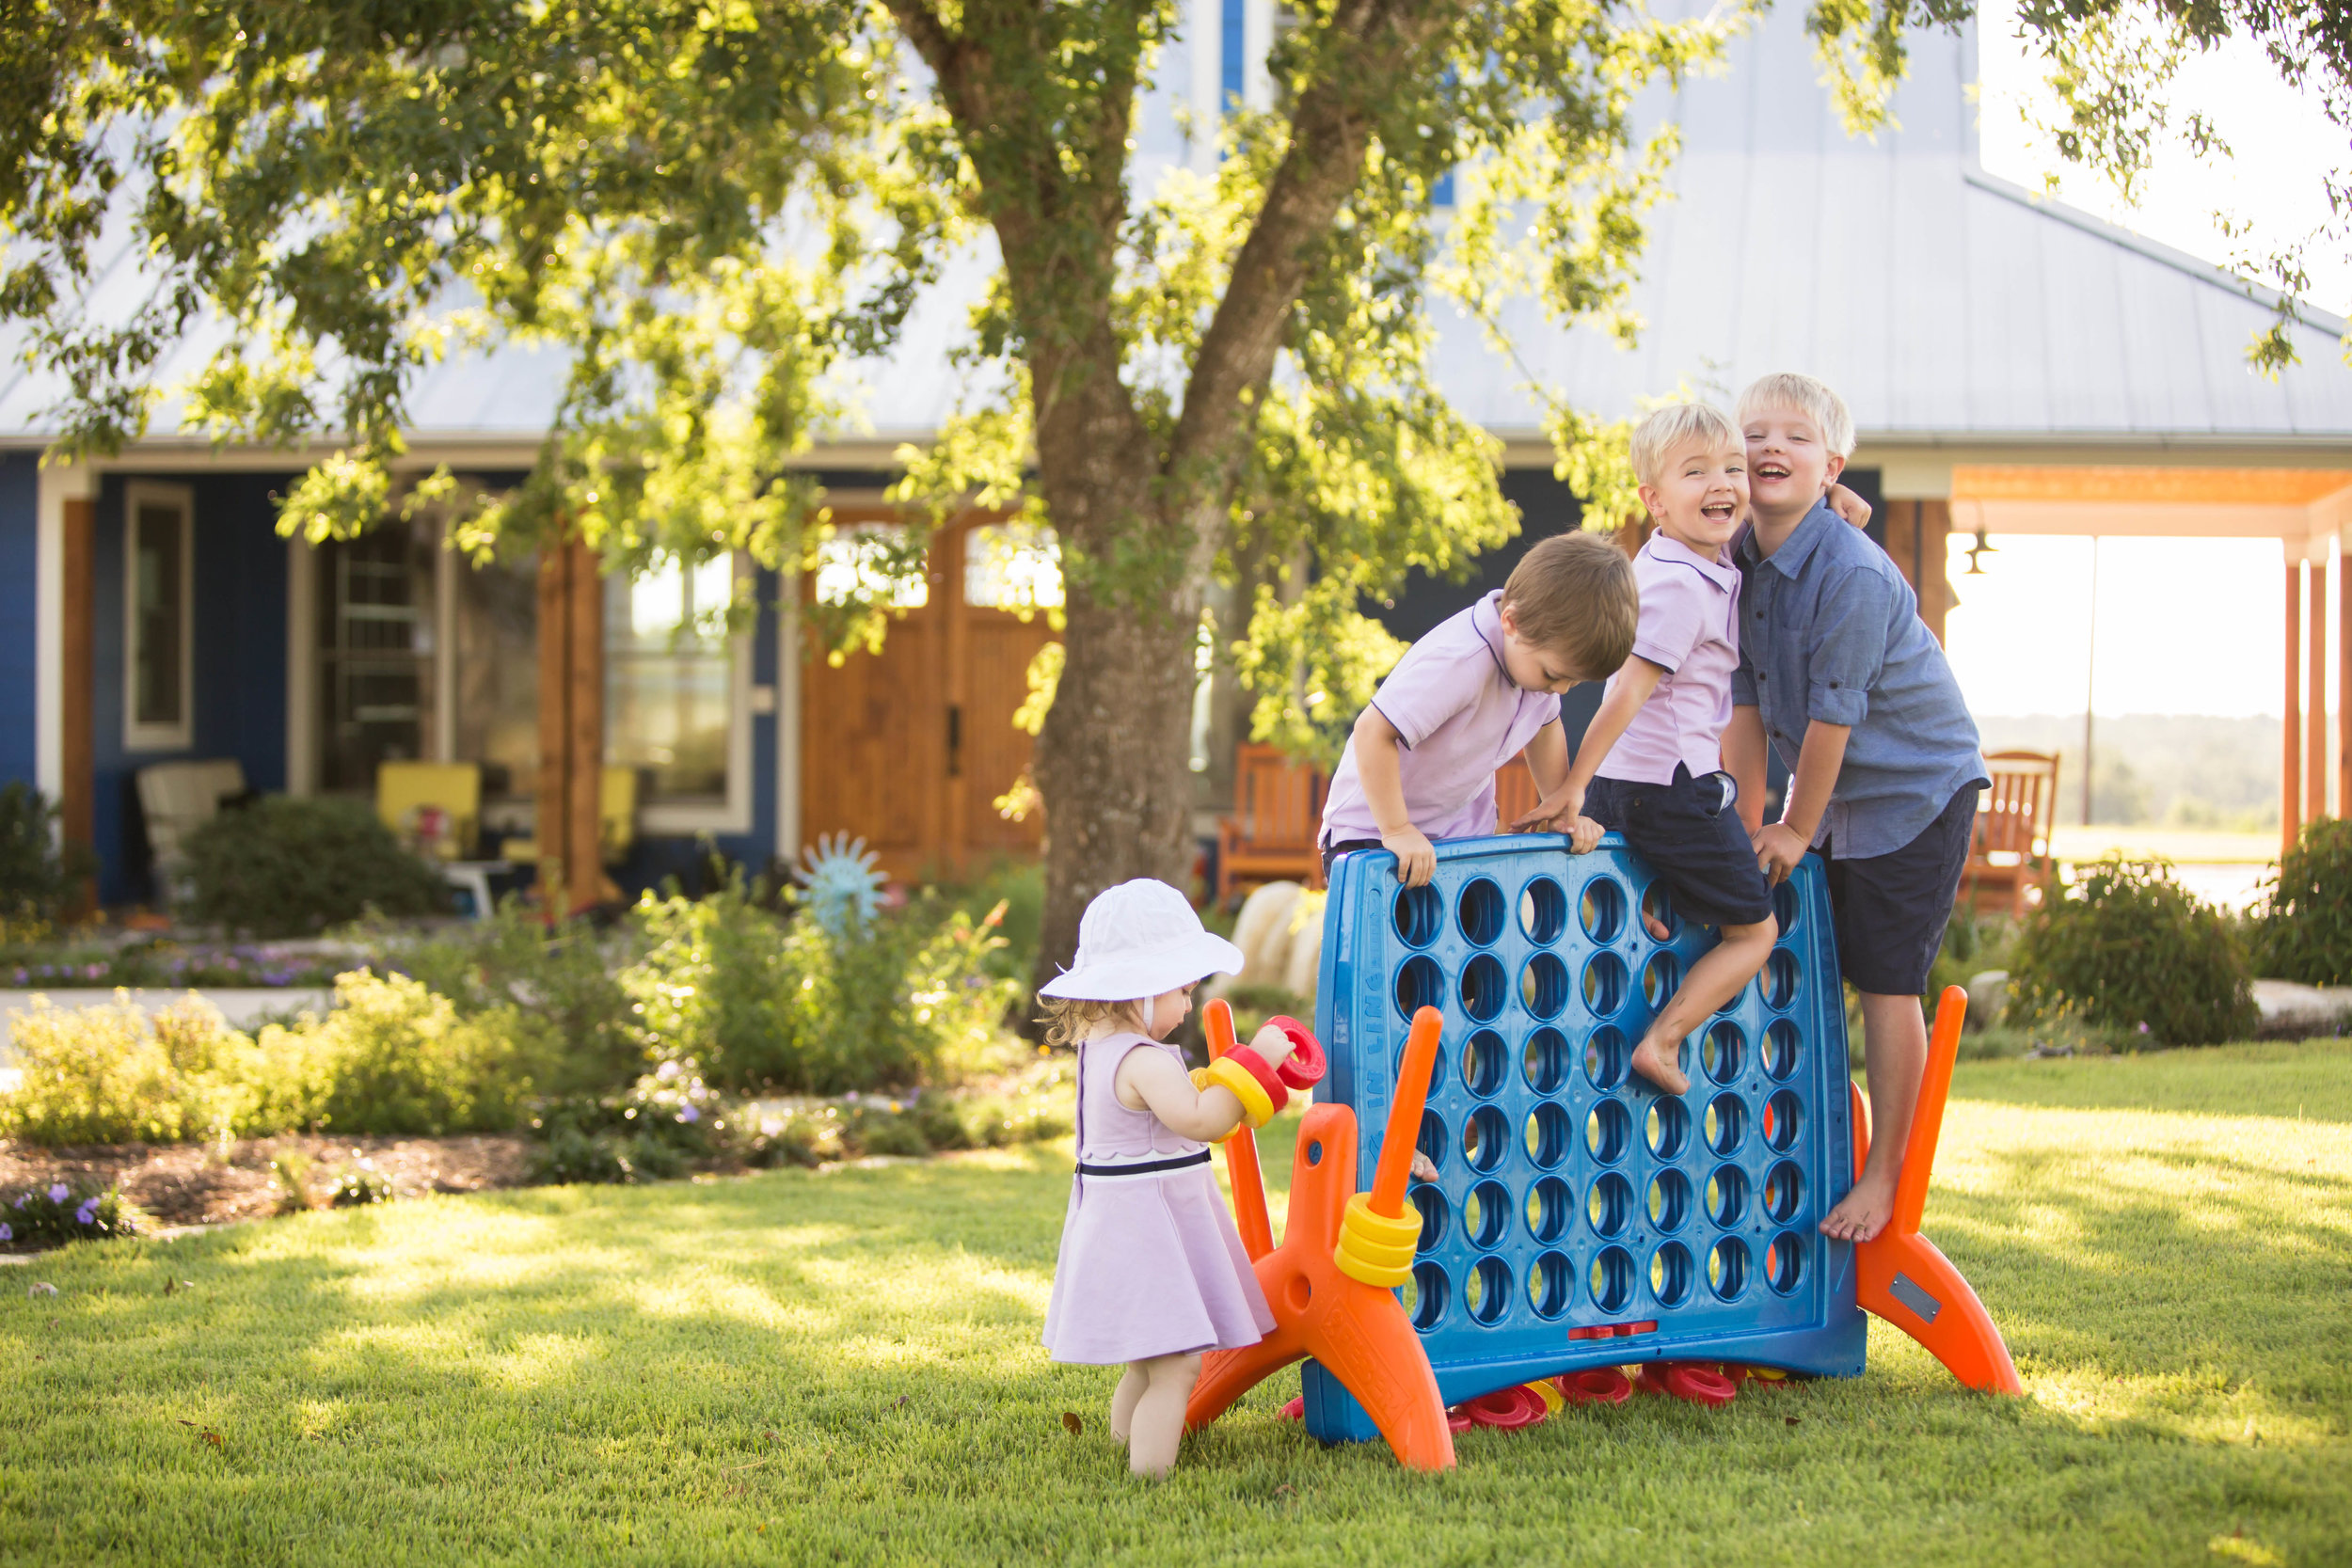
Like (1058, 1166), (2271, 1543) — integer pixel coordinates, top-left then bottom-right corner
(91, 472), (294, 903)
(0, 454), (37, 788)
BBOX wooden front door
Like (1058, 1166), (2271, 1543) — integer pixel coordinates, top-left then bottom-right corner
(798, 512), (1056, 879)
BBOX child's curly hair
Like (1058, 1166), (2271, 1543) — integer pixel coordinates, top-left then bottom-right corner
(1037, 996), (1148, 1050)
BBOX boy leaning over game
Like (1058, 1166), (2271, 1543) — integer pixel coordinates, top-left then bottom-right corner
(1515, 403), (1777, 1098)
(1317, 532), (1640, 890)
(1727, 372), (1989, 1244)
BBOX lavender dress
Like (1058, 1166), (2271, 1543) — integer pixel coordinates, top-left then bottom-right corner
(1041, 1032), (1275, 1365)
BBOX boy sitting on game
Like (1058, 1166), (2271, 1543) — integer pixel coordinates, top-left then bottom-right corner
(1728, 372), (1988, 1243)
(1318, 531), (1640, 890)
(1514, 403), (1777, 1097)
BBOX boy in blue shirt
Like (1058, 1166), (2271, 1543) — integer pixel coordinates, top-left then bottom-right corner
(1725, 373), (1988, 1244)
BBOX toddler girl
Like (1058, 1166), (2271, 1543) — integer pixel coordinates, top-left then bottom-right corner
(1039, 878), (1297, 1478)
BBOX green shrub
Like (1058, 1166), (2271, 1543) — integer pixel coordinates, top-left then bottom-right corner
(0, 994), (258, 1145)
(2010, 859), (2259, 1047)
(2250, 819), (2352, 985)
(184, 797), (448, 936)
(1925, 910), (2019, 1026)
(0, 783), (95, 927)
(523, 1061), (719, 1184)
(2, 1180), (139, 1248)
(290, 971), (554, 1136)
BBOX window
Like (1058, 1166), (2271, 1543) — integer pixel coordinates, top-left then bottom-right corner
(815, 524), (930, 609)
(452, 553), (540, 800)
(123, 483), (195, 751)
(314, 518), (437, 792)
(607, 554), (751, 828)
(963, 523), (1064, 611)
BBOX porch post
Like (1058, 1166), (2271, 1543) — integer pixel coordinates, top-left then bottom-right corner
(536, 535), (576, 911)
(59, 496), (95, 914)
(2283, 558), (2303, 854)
(2340, 536), (2350, 832)
(2311, 552), (2331, 821)
(534, 531), (610, 915)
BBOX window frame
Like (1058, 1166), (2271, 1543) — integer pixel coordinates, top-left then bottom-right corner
(121, 480), (197, 752)
(617, 551), (755, 837)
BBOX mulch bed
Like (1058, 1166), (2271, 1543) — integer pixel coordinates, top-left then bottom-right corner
(1, 1133), (533, 1239)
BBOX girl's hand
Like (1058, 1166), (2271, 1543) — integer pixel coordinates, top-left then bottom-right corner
(1246, 1023), (1295, 1069)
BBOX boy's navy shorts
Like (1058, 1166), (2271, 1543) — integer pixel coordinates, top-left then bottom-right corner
(1583, 766), (1774, 929)
(1820, 785), (1982, 995)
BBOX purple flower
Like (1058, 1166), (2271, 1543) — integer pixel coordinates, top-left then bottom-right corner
(678, 1105), (700, 1124)
(75, 1204), (96, 1226)
(0, 1222), (11, 1242)
(10, 968), (24, 985)
(86, 963), (104, 979)
(47, 1183), (69, 1204)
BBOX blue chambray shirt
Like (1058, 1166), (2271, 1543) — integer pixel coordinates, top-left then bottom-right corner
(1731, 499), (1988, 860)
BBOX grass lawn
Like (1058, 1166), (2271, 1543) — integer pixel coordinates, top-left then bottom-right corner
(7, 1043), (2349, 1567)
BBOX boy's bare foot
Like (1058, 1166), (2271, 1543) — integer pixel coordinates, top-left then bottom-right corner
(1820, 1168), (1898, 1242)
(1629, 1036), (1689, 1095)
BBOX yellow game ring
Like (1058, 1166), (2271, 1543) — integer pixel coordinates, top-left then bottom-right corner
(1339, 1192), (1423, 1248)
(1205, 1055), (1275, 1128)
(1190, 1067), (1213, 1091)
(1534, 1379), (1566, 1415)
(1333, 1232), (1415, 1289)
(1334, 1224), (1418, 1271)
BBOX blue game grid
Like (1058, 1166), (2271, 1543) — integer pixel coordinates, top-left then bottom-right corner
(1305, 833), (1867, 1437)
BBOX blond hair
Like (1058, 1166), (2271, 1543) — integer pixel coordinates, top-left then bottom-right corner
(1629, 402), (1741, 488)
(1736, 372), (1855, 457)
(1501, 531), (1639, 682)
(1037, 996), (1148, 1050)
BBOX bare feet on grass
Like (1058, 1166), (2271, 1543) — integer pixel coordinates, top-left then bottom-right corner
(1629, 1035), (1689, 1096)
(1820, 1165), (1897, 1243)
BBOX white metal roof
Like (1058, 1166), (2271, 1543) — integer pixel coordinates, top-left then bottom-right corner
(3, 9), (2346, 451)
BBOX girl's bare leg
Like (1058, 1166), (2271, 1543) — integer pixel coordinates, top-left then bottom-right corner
(1125, 1352), (1203, 1478)
(1629, 916), (1777, 1095)
(1108, 1362), (1151, 1443)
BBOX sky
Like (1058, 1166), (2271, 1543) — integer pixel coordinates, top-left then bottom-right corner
(1945, 7), (2345, 721)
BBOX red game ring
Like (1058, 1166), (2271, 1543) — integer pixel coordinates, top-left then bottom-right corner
(1446, 1407), (1475, 1433)
(1279, 1395), (1304, 1421)
(1264, 1016), (1327, 1090)
(1640, 1361), (1739, 1407)
(1556, 1368), (1634, 1406)
(1465, 1385), (1548, 1430)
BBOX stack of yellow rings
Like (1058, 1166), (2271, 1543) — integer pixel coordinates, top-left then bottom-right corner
(1331, 1192), (1422, 1288)
(1195, 1057), (1276, 1130)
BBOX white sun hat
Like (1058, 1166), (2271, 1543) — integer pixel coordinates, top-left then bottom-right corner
(1037, 879), (1246, 1002)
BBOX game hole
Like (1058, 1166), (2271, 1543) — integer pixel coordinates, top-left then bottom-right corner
(1460, 954), (1507, 1022)
(1520, 877), (1569, 943)
(1763, 1020), (1803, 1081)
(1772, 880), (1800, 935)
(1639, 880), (1680, 941)
(1521, 953), (1569, 1020)
(1525, 1102), (1573, 1168)
(1584, 1098), (1632, 1164)
(1584, 1026), (1629, 1090)
(1589, 1244), (1636, 1314)
(1762, 949), (1801, 1009)
(1467, 1256), (1512, 1325)
(1647, 1169), (1692, 1231)
(1582, 952), (1629, 1018)
(1466, 1180), (1511, 1249)
(1455, 878), (1505, 946)
(1415, 1109), (1448, 1174)
(1392, 883), (1442, 948)
(1764, 1088), (1804, 1152)
(1396, 955), (1445, 1020)
(1586, 1171), (1634, 1237)
(1405, 1261), (1449, 1330)
(1460, 1029), (1507, 1098)
(1705, 1164), (1749, 1227)
(1641, 952), (1681, 1010)
(1645, 1096), (1690, 1160)
(1526, 1176), (1573, 1243)
(1522, 1026), (1569, 1094)
(1705, 1092), (1747, 1156)
(1650, 1242), (1694, 1308)
(1766, 1231), (1805, 1294)
(1529, 1251), (1575, 1319)
(1463, 1105), (1509, 1172)
(1763, 1160), (1804, 1225)
(1408, 1182), (1450, 1251)
(1708, 1237), (1751, 1300)
(1578, 877), (1626, 942)
(1701, 1022), (1746, 1085)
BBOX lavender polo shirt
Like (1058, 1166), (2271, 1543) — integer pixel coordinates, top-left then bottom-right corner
(1598, 532), (1741, 785)
(1321, 593), (1563, 845)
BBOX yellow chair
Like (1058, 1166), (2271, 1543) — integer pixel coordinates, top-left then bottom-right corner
(375, 762), (482, 862)
(504, 766), (640, 868)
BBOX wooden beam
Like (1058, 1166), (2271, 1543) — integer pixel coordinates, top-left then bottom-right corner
(2285, 562), (2303, 853)
(941, 518), (971, 879)
(566, 538), (610, 908)
(59, 498), (94, 915)
(2341, 543), (2350, 833)
(536, 539), (574, 912)
(2312, 560), (2331, 821)
(1954, 465), (2352, 507)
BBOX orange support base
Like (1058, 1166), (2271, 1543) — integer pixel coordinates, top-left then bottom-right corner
(1851, 986), (2024, 1395)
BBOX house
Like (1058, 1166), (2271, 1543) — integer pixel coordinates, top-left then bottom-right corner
(3, 6), (2348, 909)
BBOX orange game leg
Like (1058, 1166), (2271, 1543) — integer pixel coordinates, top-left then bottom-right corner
(1851, 986), (2024, 1395)
(1202, 999), (1274, 1259)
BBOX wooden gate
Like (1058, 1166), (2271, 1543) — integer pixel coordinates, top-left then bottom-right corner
(798, 510), (1056, 879)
